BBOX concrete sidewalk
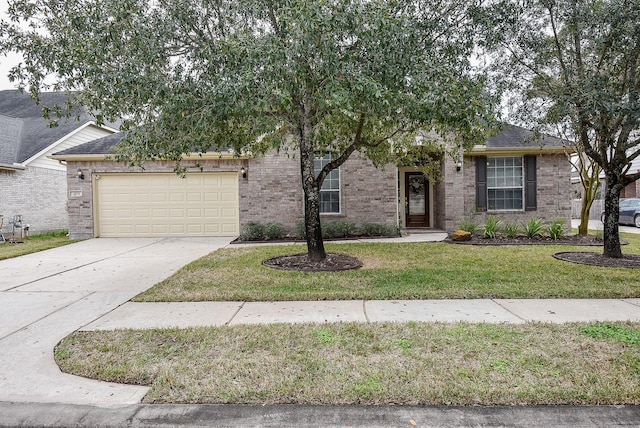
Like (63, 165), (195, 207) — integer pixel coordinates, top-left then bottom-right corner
(82, 298), (640, 331)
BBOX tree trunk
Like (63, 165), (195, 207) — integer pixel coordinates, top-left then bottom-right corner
(298, 118), (327, 262)
(578, 194), (593, 235)
(302, 183), (327, 262)
(602, 182), (622, 258)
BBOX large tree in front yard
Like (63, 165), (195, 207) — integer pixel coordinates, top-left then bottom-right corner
(483, 0), (640, 257)
(1, 0), (496, 261)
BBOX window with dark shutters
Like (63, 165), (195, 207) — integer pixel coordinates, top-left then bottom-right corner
(475, 156), (487, 211)
(524, 155), (537, 211)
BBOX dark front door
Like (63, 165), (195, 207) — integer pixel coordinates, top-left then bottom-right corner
(405, 172), (429, 228)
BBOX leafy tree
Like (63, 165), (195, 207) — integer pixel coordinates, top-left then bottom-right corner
(483, 0), (640, 257)
(1, 0), (495, 261)
(571, 146), (602, 236)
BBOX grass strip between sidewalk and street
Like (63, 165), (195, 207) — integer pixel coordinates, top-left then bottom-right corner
(135, 233), (640, 302)
(0, 231), (72, 260)
(55, 321), (640, 405)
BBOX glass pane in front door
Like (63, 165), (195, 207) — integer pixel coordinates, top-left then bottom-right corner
(408, 176), (426, 215)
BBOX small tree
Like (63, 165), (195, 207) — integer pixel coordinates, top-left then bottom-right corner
(570, 148), (602, 236)
(483, 0), (640, 257)
(2, 0), (496, 261)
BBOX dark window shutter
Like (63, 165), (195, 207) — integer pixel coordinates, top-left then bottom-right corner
(524, 155), (537, 211)
(475, 156), (487, 212)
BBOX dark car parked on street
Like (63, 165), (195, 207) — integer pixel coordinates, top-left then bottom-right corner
(601, 198), (640, 228)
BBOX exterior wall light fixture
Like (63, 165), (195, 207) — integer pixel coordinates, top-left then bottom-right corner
(456, 161), (462, 172)
(77, 168), (85, 180)
(240, 166), (247, 179)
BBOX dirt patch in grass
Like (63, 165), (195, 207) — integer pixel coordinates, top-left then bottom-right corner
(263, 252), (362, 272)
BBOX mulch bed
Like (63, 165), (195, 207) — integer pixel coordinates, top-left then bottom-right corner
(446, 234), (606, 246)
(553, 252), (640, 269)
(263, 252), (363, 272)
(448, 234), (640, 268)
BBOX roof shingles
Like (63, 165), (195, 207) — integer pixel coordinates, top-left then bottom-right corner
(0, 90), (95, 165)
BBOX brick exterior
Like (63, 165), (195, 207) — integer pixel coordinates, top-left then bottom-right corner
(65, 151), (398, 239)
(0, 167), (68, 236)
(460, 153), (572, 230)
(236, 150), (399, 233)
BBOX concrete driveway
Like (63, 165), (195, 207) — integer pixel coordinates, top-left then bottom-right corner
(571, 218), (640, 234)
(0, 237), (231, 406)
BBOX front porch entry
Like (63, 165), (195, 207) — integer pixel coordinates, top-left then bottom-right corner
(403, 171), (430, 228)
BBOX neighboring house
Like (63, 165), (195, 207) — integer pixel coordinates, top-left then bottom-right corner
(52, 124), (573, 240)
(0, 90), (117, 236)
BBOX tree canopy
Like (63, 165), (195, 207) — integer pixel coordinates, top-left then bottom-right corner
(483, 0), (640, 257)
(2, 0), (497, 260)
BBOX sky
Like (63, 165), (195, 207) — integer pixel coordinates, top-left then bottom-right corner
(0, 0), (21, 90)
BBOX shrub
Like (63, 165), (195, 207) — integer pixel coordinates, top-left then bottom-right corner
(548, 218), (566, 240)
(483, 216), (502, 239)
(322, 221), (340, 238)
(322, 221), (356, 238)
(239, 222), (265, 241)
(523, 218), (544, 238)
(503, 222), (519, 238)
(360, 222), (399, 237)
(458, 216), (482, 234)
(264, 223), (286, 240)
(335, 221), (356, 237)
(295, 220), (306, 239)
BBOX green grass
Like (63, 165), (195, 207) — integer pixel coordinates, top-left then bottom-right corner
(55, 322), (640, 405)
(135, 233), (640, 301)
(0, 231), (72, 260)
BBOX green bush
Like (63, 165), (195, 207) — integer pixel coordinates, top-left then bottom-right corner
(503, 223), (519, 238)
(264, 223), (286, 240)
(322, 221), (341, 238)
(360, 222), (399, 237)
(335, 221), (356, 237)
(547, 218), (566, 240)
(295, 220), (306, 239)
(483, 216), (502, 239)
(239, 222), (265, 241)
(523, 218), (544, 238)
(459, 215), (482, 234)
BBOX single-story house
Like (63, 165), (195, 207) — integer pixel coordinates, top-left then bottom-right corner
(52, 124), (573, 239)
(0, 90), (117, 235)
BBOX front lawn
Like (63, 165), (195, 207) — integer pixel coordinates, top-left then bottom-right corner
(0, 231), (72, 261)
(56, 321), (640, 405)
(135, 233), (640, 302)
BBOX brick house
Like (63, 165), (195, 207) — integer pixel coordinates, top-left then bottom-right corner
(53, 124), (573, 239)
(0, 91), (117, 236)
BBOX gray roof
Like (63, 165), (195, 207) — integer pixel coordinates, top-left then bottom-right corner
(55, 131), (125, 155)
(0, 90), (97, 165)
(485, 124), (567, 150)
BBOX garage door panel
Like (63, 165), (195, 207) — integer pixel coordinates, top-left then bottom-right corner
(96, 173), (239, 237)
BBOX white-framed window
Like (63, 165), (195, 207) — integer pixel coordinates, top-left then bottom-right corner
(314, 153), (341, 214)
(487, 157), (523, 210)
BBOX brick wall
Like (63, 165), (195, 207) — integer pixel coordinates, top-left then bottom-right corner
(242, 151), (398, 233)
(0, 167), (68, 236)
(461, 153), (572, 229)
(65, 151), (398, 239)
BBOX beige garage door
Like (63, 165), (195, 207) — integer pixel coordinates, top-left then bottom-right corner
(95, 173), (239, 237)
